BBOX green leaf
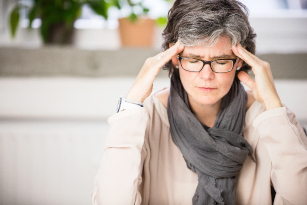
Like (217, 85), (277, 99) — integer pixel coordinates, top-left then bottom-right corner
(142, 7), (149, 14)
(128, 12), (138, 22)
(9, 6), (20, 38)
(64, 1), (82, 26)
(127, 0), (135, 7)
(87, 0), (109, 19)
(28, 2), (40, 29)
(110, 0), (121, 9)
(155, 16), (168, 28)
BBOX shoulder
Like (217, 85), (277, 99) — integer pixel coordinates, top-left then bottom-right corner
(154, 87), (170, 109)
(142, 87), (170, 127)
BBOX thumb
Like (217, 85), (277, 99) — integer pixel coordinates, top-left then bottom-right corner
(237, 71), (255, 91)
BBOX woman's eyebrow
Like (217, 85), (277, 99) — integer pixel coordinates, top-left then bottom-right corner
(185, 53), (234, 59)
(211, 54), (234, 59)
(185, 53), (203, 58)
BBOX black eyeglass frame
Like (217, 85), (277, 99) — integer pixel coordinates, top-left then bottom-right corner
(177, 55), (238, 73)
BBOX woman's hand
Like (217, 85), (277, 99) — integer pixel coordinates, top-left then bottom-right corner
(232, 44), (282, 111)
(126, 41), (184, 103)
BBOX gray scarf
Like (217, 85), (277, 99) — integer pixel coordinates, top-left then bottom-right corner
(167, 71), (254, 205)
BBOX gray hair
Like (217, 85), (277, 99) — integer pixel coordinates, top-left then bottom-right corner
(162, 0), (256, 77)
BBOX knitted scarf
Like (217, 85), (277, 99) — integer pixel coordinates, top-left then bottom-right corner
(167, 71), (253, 205)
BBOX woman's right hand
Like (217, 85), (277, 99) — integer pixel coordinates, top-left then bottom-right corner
(126, 41), (184, 103)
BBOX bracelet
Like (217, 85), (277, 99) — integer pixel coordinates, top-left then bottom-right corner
(117, 96), (144, 113)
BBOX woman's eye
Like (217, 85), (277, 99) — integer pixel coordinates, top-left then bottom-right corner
(216, 60), (228, 65)
(187, 59), (199, 63)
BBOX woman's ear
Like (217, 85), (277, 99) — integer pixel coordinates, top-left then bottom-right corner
(236, 46), (246, 69)
(169, 42), (180, 68)
(237, 58), (244, 68)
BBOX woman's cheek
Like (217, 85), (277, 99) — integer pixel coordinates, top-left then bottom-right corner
(180, 71), (195, 91)
(223, 74), (236, 94)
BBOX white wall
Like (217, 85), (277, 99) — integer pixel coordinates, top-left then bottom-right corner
(0, 77), (307, 122)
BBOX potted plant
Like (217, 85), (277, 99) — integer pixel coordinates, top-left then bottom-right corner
(112, 0), (169, 47)
(9, 0), (109, 45)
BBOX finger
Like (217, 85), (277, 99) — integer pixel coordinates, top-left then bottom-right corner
(239, 44), (261, 61)
(236, 44), (260, 60)
(153, 42), (177, 62)
(237, 71), (255, 91)
(155, 42), (184, 68)
(233, 44), (270, 78)
(267, 66), (274, 80)
(234, 46), (273, 82)
(232, 44), (260, 68)
(156, 40), (180, 57)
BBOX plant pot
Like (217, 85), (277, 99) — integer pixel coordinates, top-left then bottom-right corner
(44, 21), (75, 45)
(118, 18), (155, 47)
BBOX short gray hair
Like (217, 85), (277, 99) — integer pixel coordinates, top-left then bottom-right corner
(162, 0), (256, 77)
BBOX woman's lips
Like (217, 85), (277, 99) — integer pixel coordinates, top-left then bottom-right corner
(198, 87), (216, 92)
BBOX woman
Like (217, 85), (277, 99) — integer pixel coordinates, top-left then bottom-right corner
(92, 0), (307, 204)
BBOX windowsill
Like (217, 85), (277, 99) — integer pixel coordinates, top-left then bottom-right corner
(1, 14), (307, 53)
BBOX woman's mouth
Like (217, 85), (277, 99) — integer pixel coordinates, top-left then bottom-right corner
(198, 87), (216, 92)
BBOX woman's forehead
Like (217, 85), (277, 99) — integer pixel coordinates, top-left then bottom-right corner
(181, 39), (235, 59)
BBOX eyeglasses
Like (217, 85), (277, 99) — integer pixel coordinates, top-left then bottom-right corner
(177, 55), (238, 73)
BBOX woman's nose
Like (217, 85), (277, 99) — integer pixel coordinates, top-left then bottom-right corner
(199, 64), (215, 80)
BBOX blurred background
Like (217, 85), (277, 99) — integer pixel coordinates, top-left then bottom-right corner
(0, 0), (307, 204)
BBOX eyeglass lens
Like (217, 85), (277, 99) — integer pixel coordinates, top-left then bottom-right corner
(180, 58), (234, 72)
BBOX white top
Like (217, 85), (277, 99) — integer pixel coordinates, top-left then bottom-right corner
(92, 94), (307, 205)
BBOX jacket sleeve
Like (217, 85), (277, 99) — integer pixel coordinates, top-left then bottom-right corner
(253, 106), (307, 205)
(92, 106), (149, 205)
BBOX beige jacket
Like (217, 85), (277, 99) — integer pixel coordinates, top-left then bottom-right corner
(92, 94), (307, 205)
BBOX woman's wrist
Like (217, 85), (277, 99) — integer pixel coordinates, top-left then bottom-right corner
(126, 92), (145, 104)
(264, 98), (282, 110)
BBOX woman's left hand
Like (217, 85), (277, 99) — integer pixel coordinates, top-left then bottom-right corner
(232, 44), (282, 111)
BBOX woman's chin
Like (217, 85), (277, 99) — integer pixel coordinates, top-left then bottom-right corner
(194, 96), (221, 107)
(187, 90), (222, 108)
